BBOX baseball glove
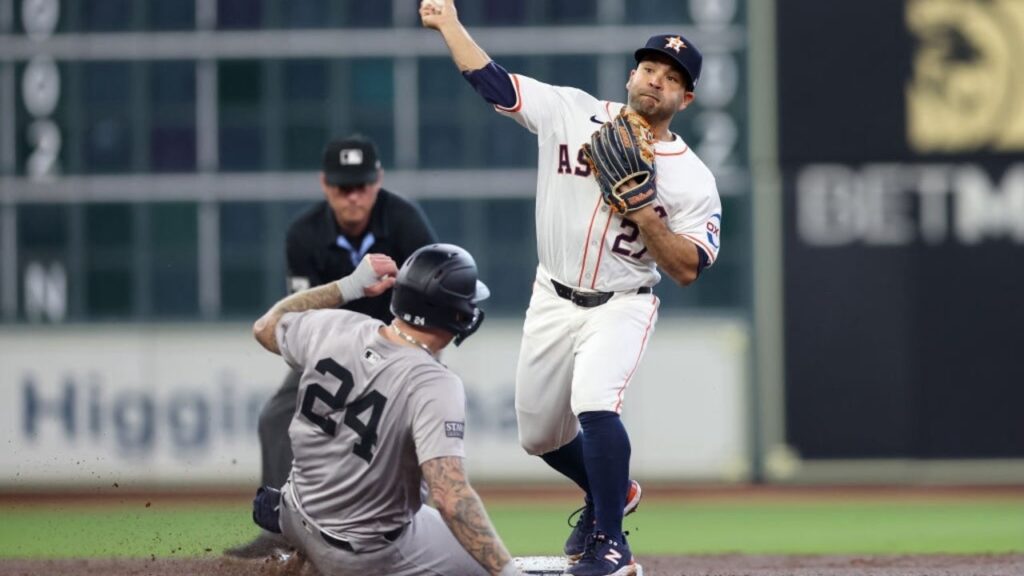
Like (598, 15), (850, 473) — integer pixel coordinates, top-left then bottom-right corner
(581, 108), (657, 214)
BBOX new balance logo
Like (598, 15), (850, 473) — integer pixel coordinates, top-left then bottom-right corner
(604, 549), (622, 564)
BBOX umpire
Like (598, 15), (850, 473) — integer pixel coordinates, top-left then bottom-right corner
(226, 135), (438, 558)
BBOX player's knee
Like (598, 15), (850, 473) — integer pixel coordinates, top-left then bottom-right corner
(518, 421), (580, 455)
(518, 430), (552, 456)
(519, 426), (566, 456)
(570, 397), (618, 417)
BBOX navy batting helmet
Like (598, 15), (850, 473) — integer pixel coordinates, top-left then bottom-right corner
(390, 244), (489, 345)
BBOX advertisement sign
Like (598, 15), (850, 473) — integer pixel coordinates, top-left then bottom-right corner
(779, 0), (1024, 459)
(0, 319), (748, 486)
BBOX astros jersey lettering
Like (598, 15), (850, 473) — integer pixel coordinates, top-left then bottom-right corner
(275, 309), (466, 545)
(496, 73), (722, 291)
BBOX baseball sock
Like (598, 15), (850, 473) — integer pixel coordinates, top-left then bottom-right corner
(540, 432), (590, 495)
(578, 410), (630, 542)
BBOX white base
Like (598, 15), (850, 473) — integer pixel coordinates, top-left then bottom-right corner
(514, 556), (644, 576)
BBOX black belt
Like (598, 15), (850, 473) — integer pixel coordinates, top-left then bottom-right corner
(320, 524), (405, 552)
(551, 279), (651, 308)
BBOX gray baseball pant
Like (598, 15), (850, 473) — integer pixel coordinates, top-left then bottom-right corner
(279, 482), (489, 576)
(258, 369), (300, 488)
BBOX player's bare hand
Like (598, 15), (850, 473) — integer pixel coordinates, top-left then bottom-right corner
(366, 253), (399, 278)
(419, 0), (457, 30)
(625, 203), (661, 228)
(363, 253), (398, 298)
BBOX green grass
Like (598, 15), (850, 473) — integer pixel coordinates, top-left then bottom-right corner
(1, 499), (1022, 558)
(510, 501), (1024, 555)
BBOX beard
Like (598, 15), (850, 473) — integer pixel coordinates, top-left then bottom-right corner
(628, 92), (674, 125)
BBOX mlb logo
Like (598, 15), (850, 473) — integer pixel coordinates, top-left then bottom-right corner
(363, 349), (382, 365)
(340, 148), (363, 166)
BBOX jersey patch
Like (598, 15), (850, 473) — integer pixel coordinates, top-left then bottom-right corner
(706, 213), (722, 249)
(444, 421), (465, 439)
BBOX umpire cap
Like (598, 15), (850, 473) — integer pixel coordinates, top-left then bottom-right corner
(322, 136), (382, 186)
(390, 244), (489, 346)
(635, 33), (703, 91)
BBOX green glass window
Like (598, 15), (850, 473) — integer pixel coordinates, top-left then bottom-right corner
(148, 2), (195, 30)
(283, 60), (330, 170)
(623, 0), (688, 24)
(77, 62), (134, 173)
(18, 204), (68, 251)
(458, 0), (598, 26)
(281, 1), (331, 28)
(149, 61), (197, 172)
(17, 205), (72, 322)
(148, 203), (198, 318)
(347, 59), (395, 167)
(220, 202), (271, 317)
(218, 0), (393, 30)
(67, 0), (135, 32)
(29, 1), (195, 32)
(84, 203), (134, 318)
(219, 60), (266, 170)
(218, 0), (264, 30)
(545, 0), (598, 24)
(219, 201), (308, 319)
(219, 59), (395, 172)
(55, 62), (195, 175)
(479, 198), (536, 314)
(417, 198), (537, 315)
(419, 199), (468, 245)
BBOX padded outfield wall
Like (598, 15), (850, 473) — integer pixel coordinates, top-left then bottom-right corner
(0, 319), (749, 486)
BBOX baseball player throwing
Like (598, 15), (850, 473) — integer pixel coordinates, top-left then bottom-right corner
(251, 246), (519, 576)
(422, 3), (722, 576)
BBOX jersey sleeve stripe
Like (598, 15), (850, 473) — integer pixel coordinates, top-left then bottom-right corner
(576, 196), (605, 286)
(588, 211), (616, 289)
(493, 73), (523, 113)
(680, 233), (718, 264)
(614, 294), (659, 412)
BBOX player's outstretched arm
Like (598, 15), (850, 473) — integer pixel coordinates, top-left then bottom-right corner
(420, 0), (490, 72)
(253, 254), (397, 354)
(630, 206), (703, 286)
(421, 456), (519, 576)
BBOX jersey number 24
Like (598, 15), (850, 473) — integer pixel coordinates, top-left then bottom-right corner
(300, 357), (388, 464)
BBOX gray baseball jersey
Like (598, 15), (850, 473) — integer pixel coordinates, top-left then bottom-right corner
(275, 309), (467, 545)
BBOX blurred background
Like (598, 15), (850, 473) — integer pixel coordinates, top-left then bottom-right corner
(0, 0), (1022, 492)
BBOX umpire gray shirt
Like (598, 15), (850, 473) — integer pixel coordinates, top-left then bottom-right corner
(275, 309), (467, 545)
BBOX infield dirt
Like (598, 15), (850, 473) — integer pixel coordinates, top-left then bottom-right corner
(2, 554), (1023, 576)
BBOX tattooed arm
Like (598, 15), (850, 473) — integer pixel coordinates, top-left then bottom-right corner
(253, 254), (397, 354)
(421, 456), (517, 576)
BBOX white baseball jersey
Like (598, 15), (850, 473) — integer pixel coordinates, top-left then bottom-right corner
(275, 309), (466, 545)
(496, 73), (722, 291)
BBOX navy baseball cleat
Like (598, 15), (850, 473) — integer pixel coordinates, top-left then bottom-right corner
(565, 531), (637, 576)
(565, 480), (643, 559)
